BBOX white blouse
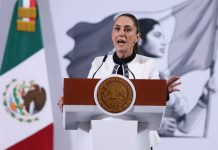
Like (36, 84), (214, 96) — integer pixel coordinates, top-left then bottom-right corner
(87, 54), (161, 147)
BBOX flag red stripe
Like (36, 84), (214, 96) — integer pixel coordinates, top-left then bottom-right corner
(30, 0), (36, 7)
(7, 124), (53, 150)
(30, 0), (36, 21)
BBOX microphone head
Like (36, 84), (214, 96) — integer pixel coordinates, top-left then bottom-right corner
(103, 55), (108, 62)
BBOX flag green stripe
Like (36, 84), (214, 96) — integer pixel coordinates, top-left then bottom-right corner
(0, 2), (43, 75)
(18, 0), (23, 8)
(18, 0), (23, 20)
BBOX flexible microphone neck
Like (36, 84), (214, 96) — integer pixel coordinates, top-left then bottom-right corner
(126, 65), (135, 79)
(92, 55), (108, 78)
(120, 62), (135, 79)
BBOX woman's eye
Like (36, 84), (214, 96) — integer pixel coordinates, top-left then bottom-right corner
(154, 32), (161, 38)
(114, 27), (120, 31)
(125, 28), (132, 32)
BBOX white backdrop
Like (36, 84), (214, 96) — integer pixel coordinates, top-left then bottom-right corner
(49, 0), (218, 149)
(0, 0), (218, 150)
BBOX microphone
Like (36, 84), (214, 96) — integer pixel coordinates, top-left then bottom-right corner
(116, 58), (136, 79)
(126, 65), (135, 79)
(121, 61), (135, 79)
(92, 55), (108, 78)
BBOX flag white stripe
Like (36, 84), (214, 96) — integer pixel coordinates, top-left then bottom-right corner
(23, 0), (30, 8)
(22, 0), (30, 22)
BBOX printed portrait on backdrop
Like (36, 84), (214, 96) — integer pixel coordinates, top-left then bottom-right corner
(63, 0), (217, 137)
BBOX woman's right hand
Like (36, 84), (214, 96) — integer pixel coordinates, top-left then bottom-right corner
(198, 76), (216, 107)
(57, 96), (63, 112)
(158, 117), (177, 136)
(172, 92), (188, 118)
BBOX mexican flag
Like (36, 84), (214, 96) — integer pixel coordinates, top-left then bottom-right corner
(0, 0), (53, 149)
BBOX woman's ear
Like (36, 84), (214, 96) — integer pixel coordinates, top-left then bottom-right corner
(138, 38), (143, 46)
(136, 32), (141, 42)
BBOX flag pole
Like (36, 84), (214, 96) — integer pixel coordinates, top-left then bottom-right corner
(204, 2), (218, 137)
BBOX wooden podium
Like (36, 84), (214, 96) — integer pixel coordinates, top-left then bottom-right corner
(63, 77), (167, 150)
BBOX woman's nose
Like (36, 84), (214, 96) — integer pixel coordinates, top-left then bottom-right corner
(118, 29), (125, 36)
(161, 38), (167, 46)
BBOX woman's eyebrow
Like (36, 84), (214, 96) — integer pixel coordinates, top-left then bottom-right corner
(114, 24), (133, 28)
(114, 24), (121, 27)
(124, 25), (132, 28)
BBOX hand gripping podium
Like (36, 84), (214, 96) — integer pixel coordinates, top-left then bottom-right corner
(63, 75), (167, 150)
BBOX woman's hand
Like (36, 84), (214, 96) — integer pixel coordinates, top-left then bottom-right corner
(198, 75), (216, 107)
(57, 96), (63, 112)
(172, 93), (188, 118)
(205, 75), (216, 93)
(158, 117), (177, 136)
(167, 76), (181, 94)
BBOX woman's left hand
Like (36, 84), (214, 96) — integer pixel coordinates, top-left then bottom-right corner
(57, 96), (63, 113)
(167, 76), (181, 94)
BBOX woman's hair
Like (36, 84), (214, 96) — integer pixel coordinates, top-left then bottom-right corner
(113, 13), (140, 53)
(138, 18), (159, 45)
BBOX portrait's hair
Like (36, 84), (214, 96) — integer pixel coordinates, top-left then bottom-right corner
(113, 13), (140, 53)
(139, 18), (160, 44)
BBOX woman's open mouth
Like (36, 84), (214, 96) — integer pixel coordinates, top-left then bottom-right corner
(117, 39), (126, 46)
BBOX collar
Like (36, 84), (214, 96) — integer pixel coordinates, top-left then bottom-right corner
(113, 51), (136, 65)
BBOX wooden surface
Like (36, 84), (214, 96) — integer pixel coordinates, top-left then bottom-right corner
(63, 78), (167, 106)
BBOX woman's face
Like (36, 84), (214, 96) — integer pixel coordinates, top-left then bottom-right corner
(142, 24), (167, 58)
(112, 16), (140, 58)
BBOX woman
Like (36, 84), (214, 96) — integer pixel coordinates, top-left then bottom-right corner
(137, 18), (215, 136)
(58, 13), (180, 149)
(137, 18), (186, 136)
(138, 18), (166, 58)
